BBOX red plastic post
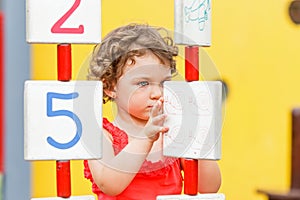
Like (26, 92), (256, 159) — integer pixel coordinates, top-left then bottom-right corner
(56, 160), (71, 197)
(0, 12), (4, 173)
(58, 44), (72, 81)
(184, 159), (198, 195)
(56, 44), (72, 198)
(184, 46), (199, 195)
(185, 46), (199, 82)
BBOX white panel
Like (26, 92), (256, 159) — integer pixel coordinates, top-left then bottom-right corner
(31, 195), (96, 200)
(157, 193), (225, 200)
(174, 0), (211, 46)
(26, 0), (101, 44)
(163, 81), (222, 160)
(24, 81), (102, 160)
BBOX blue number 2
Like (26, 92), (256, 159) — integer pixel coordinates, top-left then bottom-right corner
(46, 92), (82, 149)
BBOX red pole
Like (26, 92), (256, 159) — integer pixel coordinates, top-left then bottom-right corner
(56, 44), (72, 198)
(56, 160), (71, 197)
(0, 11), (4, 173)
(185, 46), (199, 81)
(58, 44), (72, 81)
(184, 46), (199, 195)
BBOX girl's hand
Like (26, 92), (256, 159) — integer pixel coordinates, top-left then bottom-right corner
(143, 97), (169, 142)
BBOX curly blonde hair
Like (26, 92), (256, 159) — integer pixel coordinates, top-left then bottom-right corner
(88, 23), (178, 103)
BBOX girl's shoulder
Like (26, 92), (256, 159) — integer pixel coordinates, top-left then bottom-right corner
(103, 118), (127, 136)
(103, 118), (129, 155)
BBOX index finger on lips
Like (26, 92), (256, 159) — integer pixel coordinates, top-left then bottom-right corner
(151, 100), (162, 116)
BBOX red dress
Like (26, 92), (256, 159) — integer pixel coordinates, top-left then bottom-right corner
(84, 118), (183, 200)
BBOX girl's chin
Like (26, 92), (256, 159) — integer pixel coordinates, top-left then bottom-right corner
(129, 115), (149, 124)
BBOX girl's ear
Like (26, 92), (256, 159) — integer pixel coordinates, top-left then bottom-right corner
(103, 79), (117, 99)
(104, 89), (117, 99)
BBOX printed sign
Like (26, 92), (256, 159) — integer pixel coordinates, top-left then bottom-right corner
(157, 193), (226, 200)
(174, 0), (211, 46)
(31, 196), (95, 200)
(24, 81), (102, 160)
(26, 0), (101, 43)
(163, 81), (222, 160)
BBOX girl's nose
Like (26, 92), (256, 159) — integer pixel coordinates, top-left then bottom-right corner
(150, 84), (163, 99)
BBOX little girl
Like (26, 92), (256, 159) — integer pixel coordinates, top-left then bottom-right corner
(84, 24), (221, 200)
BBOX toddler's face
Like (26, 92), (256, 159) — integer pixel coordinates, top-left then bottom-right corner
(114, 52), (172, 123)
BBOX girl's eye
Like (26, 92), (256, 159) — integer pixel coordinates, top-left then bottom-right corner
(137, 81), (149, 87)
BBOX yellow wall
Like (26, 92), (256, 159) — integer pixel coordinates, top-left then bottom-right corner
(31, 0), (300, 199)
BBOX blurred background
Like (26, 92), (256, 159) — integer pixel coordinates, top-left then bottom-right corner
(2, 0), (300, 199)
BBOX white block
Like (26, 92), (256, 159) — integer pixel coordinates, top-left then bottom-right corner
(24, 81), (102, 160)
(174, 0), (211, 46)
(157, 193), (225, 200)
(26, 0), (101, 44)
(31, 195), (95, 200)
(163, 81), (222, 160)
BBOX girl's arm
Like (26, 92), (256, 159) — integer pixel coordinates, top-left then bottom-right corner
(197, 160), (221, 193)
(181, 159), (221, 193)
(88, 98), (168, 196)
(88, 133), (155, 196)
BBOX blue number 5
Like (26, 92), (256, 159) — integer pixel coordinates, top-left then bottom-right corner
(46, 92), (82, 149)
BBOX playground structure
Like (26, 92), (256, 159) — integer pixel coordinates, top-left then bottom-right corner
(24, 0), (225, 199)
(0, 0), (299, 199)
